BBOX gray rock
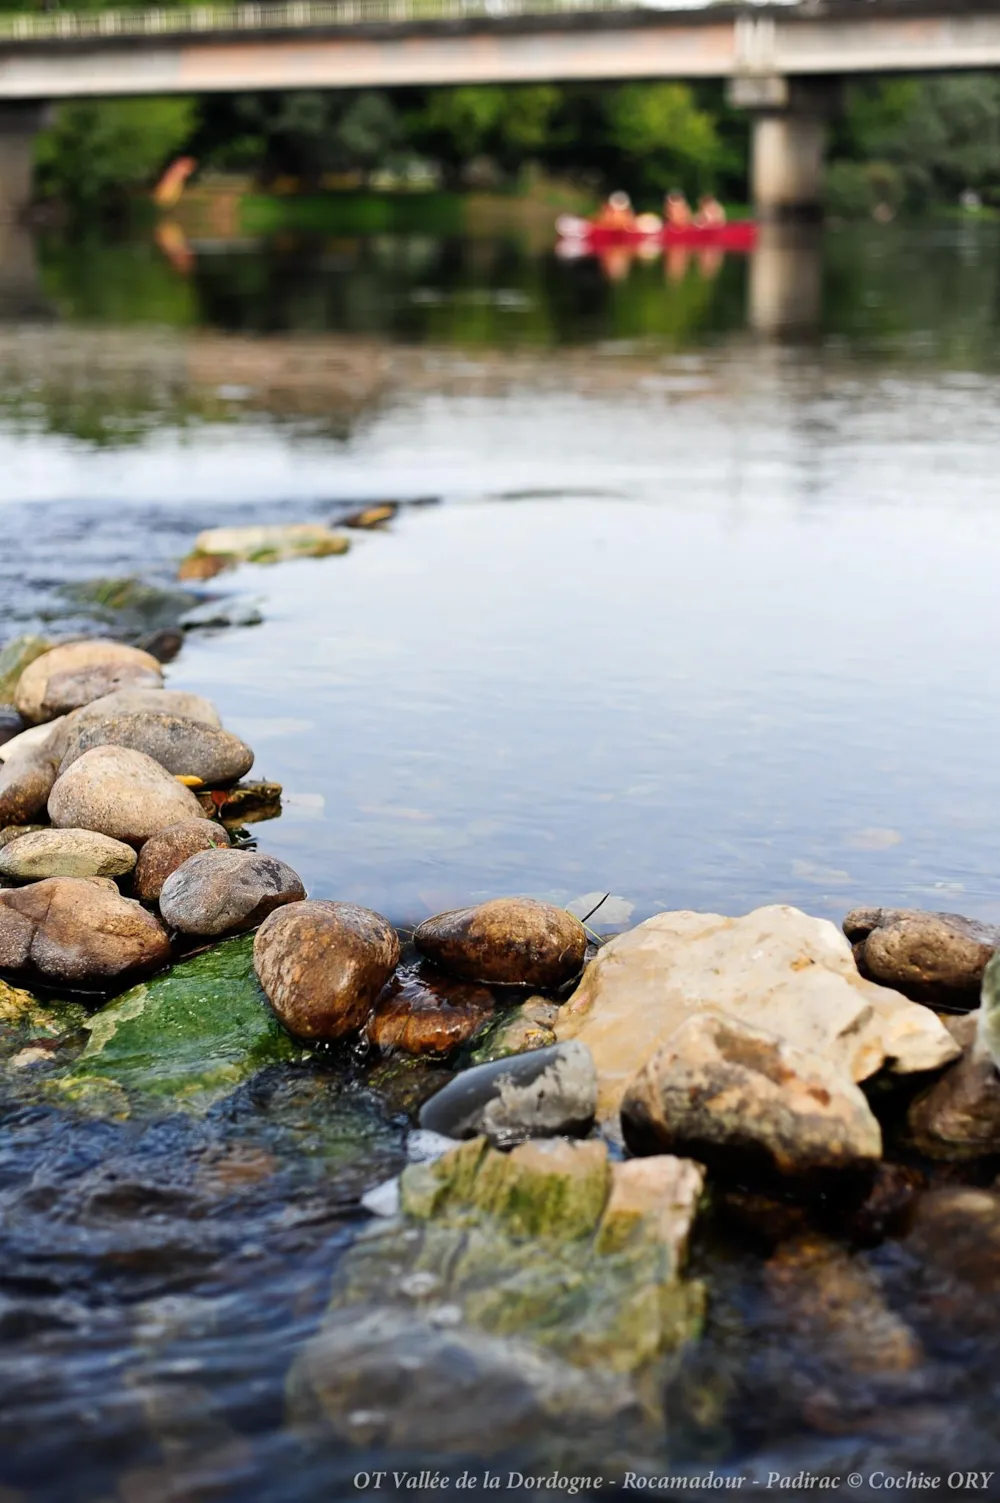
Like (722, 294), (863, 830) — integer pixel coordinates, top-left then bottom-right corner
(15, 640), (164, 724)
(133, 819), (230, 902)
(621, 1011), (883, 1182)
(0, 705), (24, 748)
(68, 688), (222, 731)
(179, 598), (264, 630)
(0, 876), (170, 986)
(48, 745), (209, 847)
(0, 828), (136, 882)
(159, 847), (305, 936)
(58, 712), (253, 786)
(844, 906), (999, 1008)
(419, 1040), (598, 1148)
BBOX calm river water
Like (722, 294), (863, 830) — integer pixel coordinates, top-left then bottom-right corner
(2, 217), (1000, 1499)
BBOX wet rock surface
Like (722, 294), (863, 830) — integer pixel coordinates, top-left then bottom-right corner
(254, 900), (400, 1042)
(419, 1040), (598, 1147)
(0, 876), (170, 987)
(414, 897), (587, 988)
(367, 963), (495, 1055)
(557, 905), (960, 1126)
(48, 745), (209, 846)
(844, 906), (1000, 1008)
(0, 750), (57, 825)
(907, 1011), (1000, 1160)
(290, 1136), (705, 1459)
(0, 827), (137, 882)
(15, 640), (164, 723)
(58, 711), (254, 786)
(134, 819), (231, 901)
(621, 1011), (882, 1181)
(159, 848), (305, 937)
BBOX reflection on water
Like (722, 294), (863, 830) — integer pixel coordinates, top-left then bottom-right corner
(3, 216), (1000, 1498)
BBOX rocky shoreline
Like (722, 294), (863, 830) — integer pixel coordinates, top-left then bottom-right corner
(2, 522), (1000, 1473)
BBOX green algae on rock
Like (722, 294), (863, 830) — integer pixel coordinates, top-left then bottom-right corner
(0, 976), (87, 1066)
(62, 934), (308, 1112)
(289, 1136), (706, 1460)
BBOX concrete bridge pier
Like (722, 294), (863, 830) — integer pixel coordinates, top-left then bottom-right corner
(729, 77), (839, 223)
(0, 103), (47, 320)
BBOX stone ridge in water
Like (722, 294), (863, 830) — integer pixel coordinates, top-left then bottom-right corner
(62, 933), (307, 1113)
(289, 1136), (706, 1461)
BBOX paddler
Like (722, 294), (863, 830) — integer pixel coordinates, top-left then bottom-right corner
(695, 192), (727, 227)
(664, 189), (693, 228)
(595, 190), (637, 230)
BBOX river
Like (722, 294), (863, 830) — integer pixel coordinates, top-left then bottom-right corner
(1, 215), (999, 1499)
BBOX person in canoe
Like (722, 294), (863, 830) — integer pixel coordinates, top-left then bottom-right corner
(664, 190), (693, 228)
(695, 193), (727, 228)
(594, 190), (638, 231)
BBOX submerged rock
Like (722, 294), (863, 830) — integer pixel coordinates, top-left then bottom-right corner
(179, 598), (264, 630)
(469, 995), (560, 1064)
(0, 827), (137, 882)
(339, 503), (397, 529)
(159, 848), (305, 937)
(63, 932), (306, 1112)
(254, 900), (399, 1043)
(58, 712), (254, 786)
(185, 523), (350, 569)
(556, 906), (960, 1127)
(844, 906), (999, 1009)
(0, 876), (170, 987)
(134, 820), (231, 902)
(902, 1187), (1000, 1336)
(61, 576), (201, 633)
(0, 635), (51, 702)
(907, 999), (1000, 1160)
(621, 1012), (882, 1182)
(0, 751), (56, 826)
(419, 1041), (598, 1148)
(289, 1136), (705, 1460)
(368, 965), (495, 1055)
(0, 704), (24, 748)
(48, 745), (208, 847)
(414, 897), (587, 989)
(15, 640), (164, 724)
(197, 780), (282, 826)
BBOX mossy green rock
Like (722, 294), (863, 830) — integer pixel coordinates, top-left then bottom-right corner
(0, 976), (87, 1066)
(0, 635), (51, 701)
(62, 934), (307, 1112)
(290, 1137), (706, 1462)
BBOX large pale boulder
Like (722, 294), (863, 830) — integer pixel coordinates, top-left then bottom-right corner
(15, 641), (163, 724)
(48, 745), (208, 847)
(556, 906), (961, 1125)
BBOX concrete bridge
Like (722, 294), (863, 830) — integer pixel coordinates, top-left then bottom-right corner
(3, 0), (1000, 225)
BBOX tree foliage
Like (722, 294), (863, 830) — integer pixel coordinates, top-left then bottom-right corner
(35, 96), (198, 209)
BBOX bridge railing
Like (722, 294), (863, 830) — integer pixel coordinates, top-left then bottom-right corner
(0, 0), (790, 45)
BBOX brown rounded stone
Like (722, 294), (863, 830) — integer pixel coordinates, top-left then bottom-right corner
(0, 875), (170, 986)
(159, 848), (305, 937)
(15, 640), (163, 724)
(368, 965), (495, 1055)
(48, 745), (209, 847)
(0, 753), (56, 826)
(134, 820), (230, 901)
(254, 899), (400, 1043)
(413, 897), (587, 989)
(844, 906), (999, 1008)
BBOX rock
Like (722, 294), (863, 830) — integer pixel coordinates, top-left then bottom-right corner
(289, 1136), (705, 1460)
(48, 745), (209, 847)
(0, 635), (51, 702)
(15, 640), (163, 724)
(185, 523), (350, 569)
(368, 964), (495, 1055)
(556, 906), (960, 1127)
(253, 900), (399, 1042)
(907, 1010), (1000, 1160)
(61, 576), (200, 633)
(134, 820), (231, 902)
(414, 897), (587, 989)
(197, 780), (282, 826)
(136, 627), (184, 664)
(419, 1041), (598, 1148)
(0, 825), (46, 849)
(622, 1012), (882, 1182)
(844, 906), (1000, 1008)
(902, 1187), (1000, 1335)
(62, 932), (306, 1113)
(469, 995), (560, 1064)
(0, 876), (170, 987)
(0, 976), (87, 1070)
(0, 828), (137, 882)
(765, 1233), (923, 1375)
(177, 552), (233, 582)
(977, 949), (1000, 1068)
(0, 718), (63, 763)
(58, 712), (254, 786)
(0, 752), (56, 826)
(339, 503), (396, 529)
(0, 705), (24, 748)
(69, 688), (222, 732)
(179, 598), (264, 630)
(159, 848), (305, 937)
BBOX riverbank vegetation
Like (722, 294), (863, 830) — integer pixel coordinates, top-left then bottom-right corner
(28, 71), (1000, 222)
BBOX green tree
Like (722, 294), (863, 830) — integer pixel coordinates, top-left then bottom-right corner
(35, 96), (197, 210)
(602, 82), (728, 196)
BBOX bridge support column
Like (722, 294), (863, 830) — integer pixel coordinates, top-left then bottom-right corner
(729, 76), (839, 223)
(0, 102), (45, 225)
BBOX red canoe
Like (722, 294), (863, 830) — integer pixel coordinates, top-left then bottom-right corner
(555, 215), (757, 253)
